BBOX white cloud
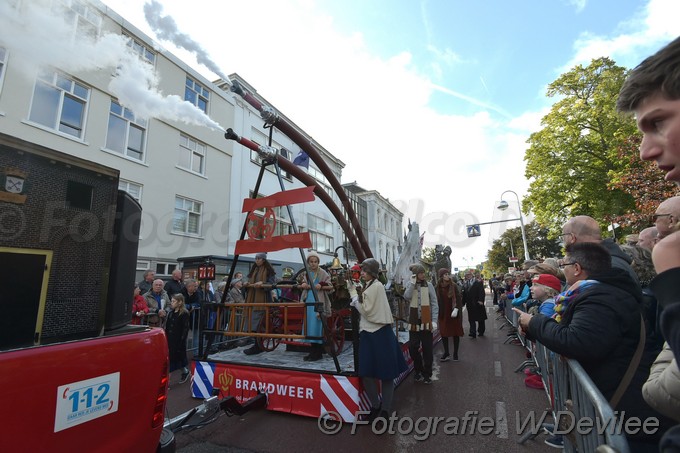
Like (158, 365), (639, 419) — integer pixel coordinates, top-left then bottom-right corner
(562, 0), (680, 72)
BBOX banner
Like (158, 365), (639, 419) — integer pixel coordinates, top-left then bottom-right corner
(192, 362), (365, 421)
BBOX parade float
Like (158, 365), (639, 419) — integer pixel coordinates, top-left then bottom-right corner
(188, 80), (438, 422)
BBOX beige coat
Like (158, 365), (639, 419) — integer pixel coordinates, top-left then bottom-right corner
(642, 342), (680, 422)
(355, 279), (393, 333)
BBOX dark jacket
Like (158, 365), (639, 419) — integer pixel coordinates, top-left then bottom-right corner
(462, 279), (487, 321)
(527, 268), (642, 399)
(601, 238), (641, 289)
(528, 268), (675, 440)
(165, 309), (189, 367)
(165, 279), (185, 299)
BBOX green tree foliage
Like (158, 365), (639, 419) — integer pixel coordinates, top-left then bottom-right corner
(485, 222), (562, 276)
(524, 58), (639, 233)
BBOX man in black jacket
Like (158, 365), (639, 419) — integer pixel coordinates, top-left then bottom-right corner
(515, 242), (673, 449)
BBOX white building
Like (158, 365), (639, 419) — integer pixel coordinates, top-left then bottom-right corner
(343, 182), (404, 276)
(0, 0), (350, 281)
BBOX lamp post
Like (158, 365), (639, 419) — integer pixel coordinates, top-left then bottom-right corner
(497, 190), (530, 261)
(501, 238), (515, 261)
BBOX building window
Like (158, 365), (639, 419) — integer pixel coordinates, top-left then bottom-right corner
(0, 47), (7, 95)
(53, 0), (102, 40)
(307, 166), (333, 197)
(118, 179), (142, 202)
(105, 100), (147, 160)
(136, 260), (150, 271)
(65, 180), (93, 210)
(29, 71), (90, 138)
(249, 129), (292, 180)
(173, 196), (202, 235)
(124, 34), (155, 65)
(274, 206), (294, 236)
(307, 214), (333, 253)
(178, 134), (206, 175)
(155, 262), (177, 277)
(185, 76), (209, 113)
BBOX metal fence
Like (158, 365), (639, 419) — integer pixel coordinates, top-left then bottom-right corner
(496, 297), (631, 452)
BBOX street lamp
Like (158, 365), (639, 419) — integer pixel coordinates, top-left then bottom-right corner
(497, 190), (530, 261)
(501, 238), (515, 260)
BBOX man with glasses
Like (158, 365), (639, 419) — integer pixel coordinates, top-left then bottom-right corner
(653, 196), (680, 240)
(561, 215), (640, 288)
(516, 242), (673, 449)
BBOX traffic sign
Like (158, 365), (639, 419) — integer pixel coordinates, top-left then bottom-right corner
(466, 224), (481, 237)
(509, 257), (518, 263)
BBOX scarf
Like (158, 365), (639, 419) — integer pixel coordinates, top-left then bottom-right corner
(552, 279), (598, 323)
(409, 281), (432, 331)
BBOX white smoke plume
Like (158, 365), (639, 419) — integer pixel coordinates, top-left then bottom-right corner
(143, 0), (229, 82)
(0, 1), (223, 131)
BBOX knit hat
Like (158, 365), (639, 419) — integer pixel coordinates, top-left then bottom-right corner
(438, 268), (450, 278)
(306, 250), (321, 263)
(410, 264), (425, 274)
(255, 252), (267, 260)
(532, 274), (562, 293)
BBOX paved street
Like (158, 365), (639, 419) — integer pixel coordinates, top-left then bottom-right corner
(165, 292), (556, 452)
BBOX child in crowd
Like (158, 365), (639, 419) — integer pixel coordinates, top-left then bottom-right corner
(165, 293), (191, 383)
(529, 274), (562, 317)
(131, 283), (149, 325)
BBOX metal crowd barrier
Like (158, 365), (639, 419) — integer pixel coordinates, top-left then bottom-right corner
(522, 341), (630, 452)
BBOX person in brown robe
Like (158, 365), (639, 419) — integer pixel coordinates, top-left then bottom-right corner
(436, 268), (464, 361)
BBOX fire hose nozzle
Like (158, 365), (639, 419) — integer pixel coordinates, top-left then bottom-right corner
(230, 80), (245, 96)
(224, 128), (240, 141)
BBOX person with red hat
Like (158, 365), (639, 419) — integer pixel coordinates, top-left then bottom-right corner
(529, 274), (563, 317)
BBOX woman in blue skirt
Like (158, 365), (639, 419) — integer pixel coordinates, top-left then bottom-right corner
(348, 258), (408, 420)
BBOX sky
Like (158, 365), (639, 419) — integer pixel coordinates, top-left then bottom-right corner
(95, 0), (680, 266)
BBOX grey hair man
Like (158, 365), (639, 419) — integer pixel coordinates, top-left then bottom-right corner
(561, 215), (640, 288)
(637, 226), (659, 251)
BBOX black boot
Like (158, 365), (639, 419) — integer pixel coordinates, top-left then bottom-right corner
(243, 343), (262, 355)
(303, 344), (323, 361)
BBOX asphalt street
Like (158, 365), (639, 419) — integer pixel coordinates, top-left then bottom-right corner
(164, 291), (556, 452)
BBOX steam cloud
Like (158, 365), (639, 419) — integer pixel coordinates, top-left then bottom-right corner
(0, 1), (224, 131)
(143, 0), (230, 82)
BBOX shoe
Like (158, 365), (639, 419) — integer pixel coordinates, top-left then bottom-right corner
(179, 372), (190, 384)
(468, 333), (476, 338)
(366, 406), (381, 422)
(453, 355), (459, 361)
(303, 351), (323, 362)
(440, 354), (450, 362)
(524, 375), (543, 389)
(542, 423), (555, 435)
(478, 333), (484, 337)
(544, 434), (564, 448)
(243, 345), (263, 355)
(414, 372), (424, 382)
(423, 377), (432, 384)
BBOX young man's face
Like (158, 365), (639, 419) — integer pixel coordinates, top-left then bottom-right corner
(635, 93), (680, 183)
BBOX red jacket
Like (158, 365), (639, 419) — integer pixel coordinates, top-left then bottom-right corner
(131, 295), (149, 325)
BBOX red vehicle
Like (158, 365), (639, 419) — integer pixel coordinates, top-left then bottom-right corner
(0, 134), (173, 452)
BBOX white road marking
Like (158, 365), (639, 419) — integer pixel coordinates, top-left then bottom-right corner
(496, 401), (508, 438)
(494, 360), (502, 377)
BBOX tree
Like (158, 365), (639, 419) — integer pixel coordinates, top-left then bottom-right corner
(524, 57), (639, 233)
(485, 222), (562, 276)
(608, 135), (679, 232)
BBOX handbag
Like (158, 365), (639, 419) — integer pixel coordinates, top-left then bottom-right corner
(451, 307), (459, 318)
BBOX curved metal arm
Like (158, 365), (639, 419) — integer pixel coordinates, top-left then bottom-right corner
(500, 190), (530, 261)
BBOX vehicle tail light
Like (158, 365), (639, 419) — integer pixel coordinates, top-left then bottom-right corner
(152, 359), (169, 428)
